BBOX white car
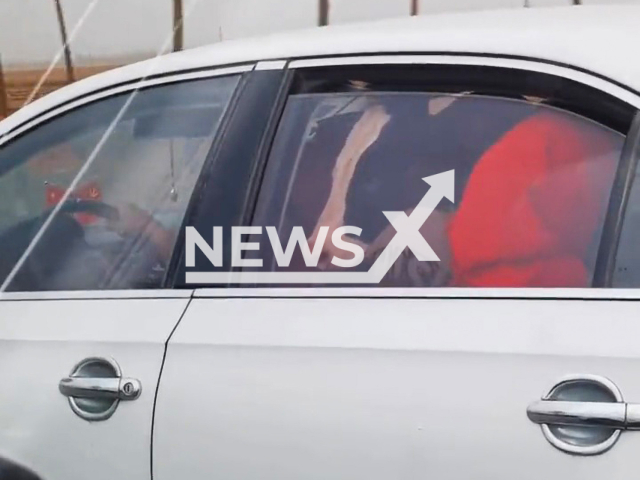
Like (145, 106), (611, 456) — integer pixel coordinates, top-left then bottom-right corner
(2, 4), (640, 479)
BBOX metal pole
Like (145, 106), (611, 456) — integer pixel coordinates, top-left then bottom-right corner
(0, 56), (7, 119)
(318, 0), (329, 26)
(411, 0), (419, 16)
(173, 0), (184, 52)
(53, 0), (75, 83)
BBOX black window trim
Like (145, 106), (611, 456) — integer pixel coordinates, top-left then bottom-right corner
(168, 66), (294, 289)
(594, 110), (640, 287)
(288, 53), (640, 101)
(162, 70), (253, 288)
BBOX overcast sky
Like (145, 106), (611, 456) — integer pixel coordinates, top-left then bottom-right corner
(0, 0), (631, 67)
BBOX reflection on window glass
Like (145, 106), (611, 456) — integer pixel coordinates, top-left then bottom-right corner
(614, 161), (640, 287)
(0, 74), (240, 291)
(252, 91), (624, 287)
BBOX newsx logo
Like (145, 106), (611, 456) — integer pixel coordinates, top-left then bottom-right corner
(185, 170), (454, 284)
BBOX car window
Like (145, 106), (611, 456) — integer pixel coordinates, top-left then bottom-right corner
(251, 90), (625, 287)
(612, 147), (640, 287)
(0, 74), (240, 291)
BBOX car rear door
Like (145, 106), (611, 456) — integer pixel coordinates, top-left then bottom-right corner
(157, 288), (640, 479)
(153, 56), (640, 479)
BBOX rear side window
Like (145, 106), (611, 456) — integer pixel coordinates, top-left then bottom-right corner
(612, 140), (640, 287)
(251, 90), (624, 287)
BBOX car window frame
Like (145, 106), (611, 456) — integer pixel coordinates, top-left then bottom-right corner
(595, 112), (640, 287)
(217, 54), (640, 291)
(0, 64), (254, 297)
(168, 64), (295, 289)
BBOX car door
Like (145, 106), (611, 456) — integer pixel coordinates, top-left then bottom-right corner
(0, 291), (191, 480)
(153, 57), (640, 479)
(0, 67), (246, 480)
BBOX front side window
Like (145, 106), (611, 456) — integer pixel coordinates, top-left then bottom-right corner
(252, 87), (624, 287)
(0, 74), (240, 291)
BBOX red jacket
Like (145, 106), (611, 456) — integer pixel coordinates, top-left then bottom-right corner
(448, 110), (620, 287)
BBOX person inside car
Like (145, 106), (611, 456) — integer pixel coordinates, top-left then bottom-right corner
(300, 87), (535, 286)
(448, 108), (620, 287)
(4, 136), (205, 290)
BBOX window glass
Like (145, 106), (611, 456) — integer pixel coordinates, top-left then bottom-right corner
(613, 151), (640, 287)
(0, 74), (240, 291)
(251, 91), (624, 287)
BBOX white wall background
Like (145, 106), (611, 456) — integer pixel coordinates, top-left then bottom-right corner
(0, 0), (63, 67)
(63, 0), (173, 63)
(0, 0), (638, 68)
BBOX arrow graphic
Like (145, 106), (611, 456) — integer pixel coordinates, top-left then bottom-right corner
(367, 169), (454, 283)
(185, 170), (454, 284)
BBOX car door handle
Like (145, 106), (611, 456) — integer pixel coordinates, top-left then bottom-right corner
(527, 400), (626, 428)
(59, 357), (141, 421)
(528, 399), (640, 430)
(59, 376), (141, 401)
(527, 375), (640, 456)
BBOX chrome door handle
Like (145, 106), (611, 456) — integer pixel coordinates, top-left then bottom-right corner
(59, 357), (141, 421)
(526, 374), (640, 456)
(527, 400), (626, 428)
(528, 400), (640, 430)
(59, 376), (141, 401)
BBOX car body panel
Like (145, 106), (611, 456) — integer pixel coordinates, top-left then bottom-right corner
(154, 293), (640, 479)
(0, 295), (190, 480)
(0, 5), (639, 480)
(152, 44), (640, 478)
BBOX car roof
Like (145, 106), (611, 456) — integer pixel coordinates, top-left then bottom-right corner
(3, 4), (640, 136)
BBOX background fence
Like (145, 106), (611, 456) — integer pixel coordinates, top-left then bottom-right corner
(0, 0), (632, 118)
